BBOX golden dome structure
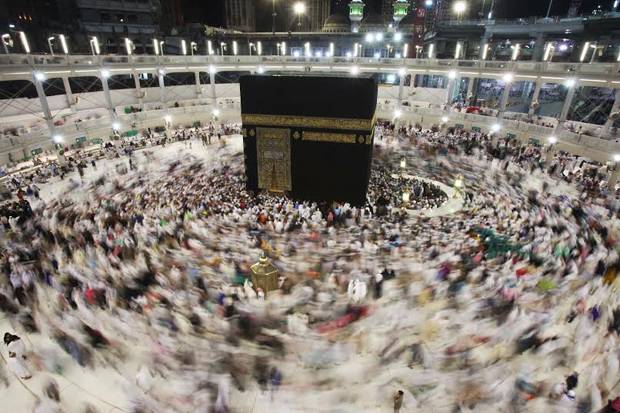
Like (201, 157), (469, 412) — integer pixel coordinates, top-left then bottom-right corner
(250, 253), (280, 294)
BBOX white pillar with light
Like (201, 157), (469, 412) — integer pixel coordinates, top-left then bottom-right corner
(132, 70), (144, 110)
(603, 89), (620, 136)
(559, 78), (577, 123)
(398, 68), (406, 105)
(61, 76), (76, 113)
(158, 69), (166, 104)
(209, 65), (217, 105)
(32, 71), (56, 138)
(528, 78), (543, 116)
(498, 73), (513, 119)
(100, 69), (116, 122)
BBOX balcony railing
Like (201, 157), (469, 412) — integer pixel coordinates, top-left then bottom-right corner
(76, 0), (153, 12)
(1, 54), (618, 79)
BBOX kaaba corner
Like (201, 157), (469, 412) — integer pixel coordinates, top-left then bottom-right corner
(240, 75), (378, 206)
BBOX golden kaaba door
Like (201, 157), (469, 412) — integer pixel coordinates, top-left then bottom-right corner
(256, 127), (292, 192)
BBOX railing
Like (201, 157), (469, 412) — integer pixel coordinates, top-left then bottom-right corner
(0, 99), (616, 166)
(3, 99), (240, 143)
(75, 0), (153, 11)
(376, 103), (619, 161)
(1, 54), (619, 80)
(439, 13), (620, 27)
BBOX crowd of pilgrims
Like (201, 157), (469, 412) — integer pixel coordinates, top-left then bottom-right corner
(369, 165), (449, 212)
(1, 122), (620, 413)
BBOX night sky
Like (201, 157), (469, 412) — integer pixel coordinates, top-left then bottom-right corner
(183, 0), (611, 29)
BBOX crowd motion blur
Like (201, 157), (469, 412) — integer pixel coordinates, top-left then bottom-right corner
(1, 118), (620, 413)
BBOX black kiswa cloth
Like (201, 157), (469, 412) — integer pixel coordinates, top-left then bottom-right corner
(240, 75), (377, 206)
(240, 75), (377, 120)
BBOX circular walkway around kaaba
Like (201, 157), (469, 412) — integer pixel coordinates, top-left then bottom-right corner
(389, 173), (464, 217)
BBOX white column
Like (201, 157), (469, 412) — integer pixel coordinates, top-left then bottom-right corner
(545, 145), (556, 166)
(498, 82), (511, 119)
(603, 89), (620, 136)
(467, 77), (478, 105)
(466, 77), (474, 97)
(32, 74), (55, 137)
(194, 71), (202, 99)
(445, 77), (455, 106)
(132, 70), (143, 109)
(398, 72), (405, 105)
(61, 77), (76, 113)
(559, 84), (578, 122)
(158, 70), (166, 104)
(532, 33), (545, 62)
(409, 73), (417, 94)
(528, 78), (543, 116)
(609, 166), (620, 189)
(209, 70), (216, 104)
(479, 34), (490, 59)
(100, 73), (116, 121)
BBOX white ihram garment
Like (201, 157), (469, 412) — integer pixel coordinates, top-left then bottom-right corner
(7, 338), (31, 379)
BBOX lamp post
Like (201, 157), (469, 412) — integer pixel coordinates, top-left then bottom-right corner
(453, 1), (467, 20)
(294, 2), (306, 31)
(47, 36), (55, 55)
(545, 0), (554, 18)
(453, 174), (464, 197)
(1, 34), (12, 54)
(125, 38), (133, 56)
(89, 36), (100, 55)
(545, 136), (558, 166)
(59, 34), (68, 54)
(19, 31), (30, 54)
(272, 0), (277, 35)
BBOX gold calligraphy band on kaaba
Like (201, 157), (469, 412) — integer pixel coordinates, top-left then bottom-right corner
(256, 127), (290, 139)
(242, 114), (374, 131)
(303, 131), (358, 144)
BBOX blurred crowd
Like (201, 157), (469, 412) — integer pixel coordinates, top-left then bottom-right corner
(1, 123), (620, 413)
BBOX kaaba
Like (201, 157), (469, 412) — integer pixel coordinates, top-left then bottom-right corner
(240, 75), (377, 206)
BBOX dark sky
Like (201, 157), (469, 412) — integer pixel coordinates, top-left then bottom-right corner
(183, 0), (610, 28)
